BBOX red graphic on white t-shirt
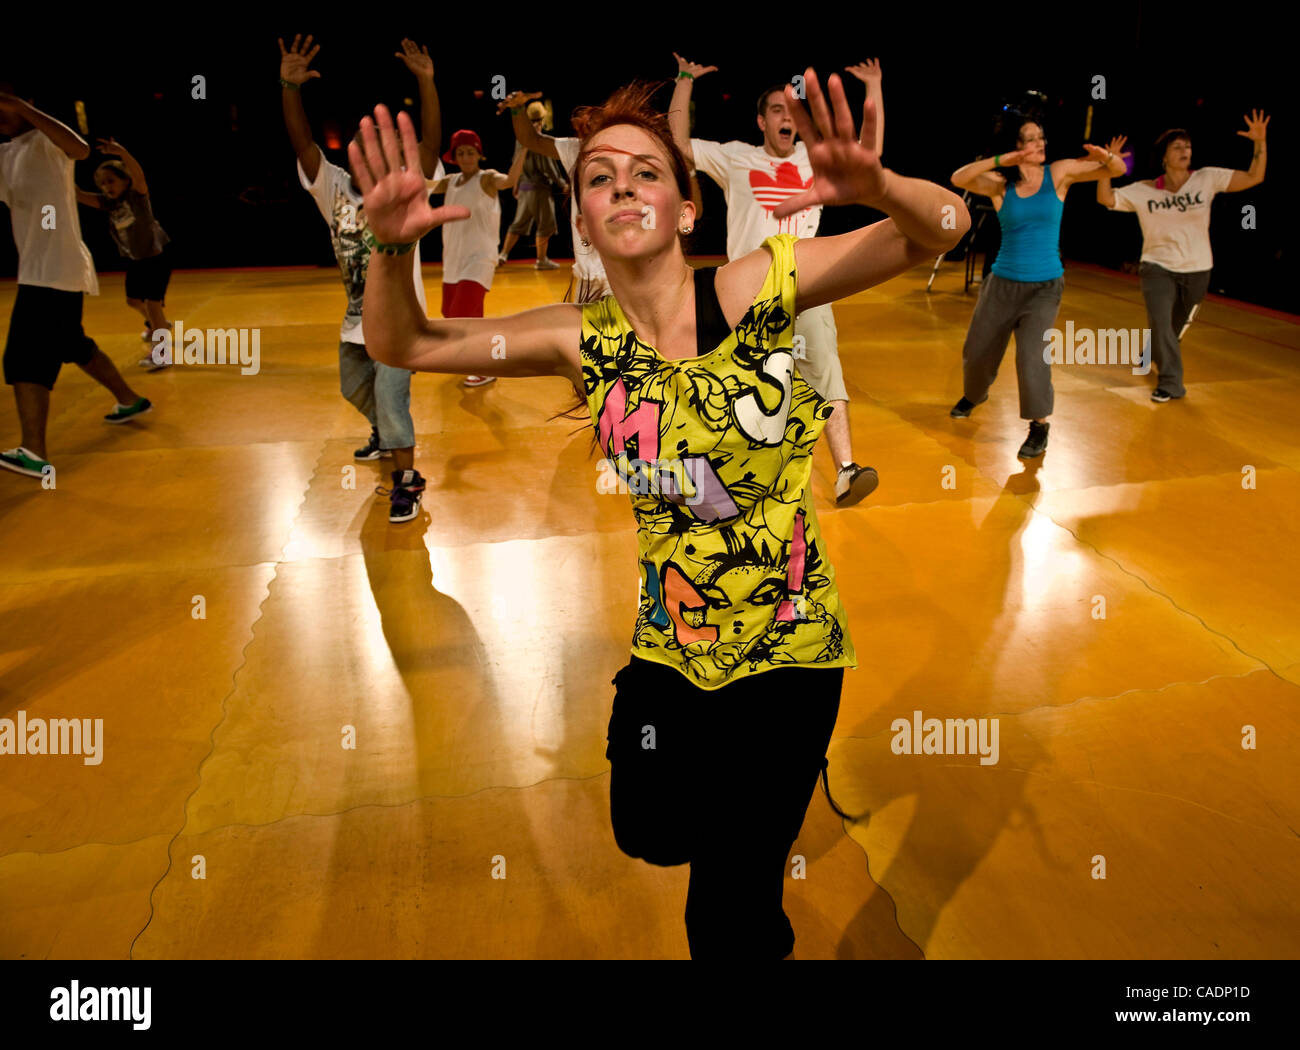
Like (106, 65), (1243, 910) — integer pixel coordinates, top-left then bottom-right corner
(749, 163), (813, 233)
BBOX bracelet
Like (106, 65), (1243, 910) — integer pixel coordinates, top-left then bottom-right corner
(362, 228), (416, 255)
(279, 78), (301, 91)
(677, 71), (694, 80)
(994, 154), (1001, 167)
(509, 107), (522, 115)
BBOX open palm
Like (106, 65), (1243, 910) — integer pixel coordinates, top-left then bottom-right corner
(278, 34), (322, 85)
(1237, 109), (1270, 142)
(348, 105), (468, 245)
(775, 69), (887, 217)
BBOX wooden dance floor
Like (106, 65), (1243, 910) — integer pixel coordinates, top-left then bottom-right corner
(1, 260), (1297, 959)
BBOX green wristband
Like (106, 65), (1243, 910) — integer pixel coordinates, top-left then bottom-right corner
(509, 107), (522, 115)
(677, 71), (694, 80)
(279, 78), (301, 91)
(994, 154), (1001, 167)
(362, 228), (416, 255)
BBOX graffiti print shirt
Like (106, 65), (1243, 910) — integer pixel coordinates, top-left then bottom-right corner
(581, 234), (857, 690)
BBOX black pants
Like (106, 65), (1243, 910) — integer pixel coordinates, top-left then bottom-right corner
(606, 655), (843, 959)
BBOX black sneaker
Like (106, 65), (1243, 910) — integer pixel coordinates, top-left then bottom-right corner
(1151, 389), (1174, 403)
(835, 463), (879, 507)
(1017, 421), (1050, 459)
(950, 396), (986, 419)
(354, 427), (391, 461)
(380, 469), (426, 523)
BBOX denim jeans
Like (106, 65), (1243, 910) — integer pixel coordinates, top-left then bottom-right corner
(338, 340), (415, 449)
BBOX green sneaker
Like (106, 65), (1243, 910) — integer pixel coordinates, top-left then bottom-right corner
(104, 397), (153, 424)
(0, 446), (52, 478)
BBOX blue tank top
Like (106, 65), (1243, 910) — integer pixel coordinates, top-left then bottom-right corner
(991, 169), (1064, 282)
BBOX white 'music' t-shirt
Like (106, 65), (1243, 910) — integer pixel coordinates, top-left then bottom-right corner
(553, 136), (608, 284)
(299, 155), (438, 345)
(1108, 167), (1235, 273)
(691, 139), (821, 261)
(0, 128), (98, 294)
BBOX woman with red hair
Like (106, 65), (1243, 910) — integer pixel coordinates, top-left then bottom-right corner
(350, 72), (968, 959)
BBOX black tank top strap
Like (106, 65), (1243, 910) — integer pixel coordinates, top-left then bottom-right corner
(693, 265), (733, 357)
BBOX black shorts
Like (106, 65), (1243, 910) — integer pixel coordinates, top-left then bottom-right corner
(3, 284), (99, 390)
(124, 250), (172, 302)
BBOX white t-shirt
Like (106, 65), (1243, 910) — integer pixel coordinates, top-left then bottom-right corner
(691, 139), (821, 261)
(1108, 167), (1235, 273)
(298, 155), (439, 345)
(0, 128), (98, 294)
(553, 136), (607, 283)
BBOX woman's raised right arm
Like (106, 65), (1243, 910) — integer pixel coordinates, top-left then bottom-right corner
(350, 104), (582, 387)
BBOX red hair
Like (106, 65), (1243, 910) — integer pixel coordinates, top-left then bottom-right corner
(571, 82), (692, 213)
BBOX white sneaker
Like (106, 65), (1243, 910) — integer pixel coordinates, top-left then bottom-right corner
(462, 375), (496, 388)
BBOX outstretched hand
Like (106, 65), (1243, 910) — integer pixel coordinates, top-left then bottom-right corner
(97, 137), (126, 156)
(348, 105), (469, 245)
(673, 52), (718, 79)
(1237, 109), (1270, 142)
(1082, 136), (1127, 166)
(774, 69), (888, 217)
(843, 58), (882, 85)
(279, 34), (322, 85)
(395, 38), (433, 79)
(496, 90), (543, 116)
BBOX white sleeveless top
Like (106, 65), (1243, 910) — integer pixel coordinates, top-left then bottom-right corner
(442, 171), (501, 289)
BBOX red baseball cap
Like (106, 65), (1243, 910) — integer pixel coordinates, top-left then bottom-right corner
(443, 130), (484, 164)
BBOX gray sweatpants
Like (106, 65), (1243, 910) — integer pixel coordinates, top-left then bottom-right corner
(961, 273), (1064, 420)
(1139, 262), (1211, 399)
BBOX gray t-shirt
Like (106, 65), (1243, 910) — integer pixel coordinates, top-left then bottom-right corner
(98, 188), (169, 261)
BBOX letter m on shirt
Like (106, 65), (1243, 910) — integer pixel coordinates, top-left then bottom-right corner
(598, 377), (661, 462)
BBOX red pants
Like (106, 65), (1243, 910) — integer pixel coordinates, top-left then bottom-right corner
(441, 280), (487, 318)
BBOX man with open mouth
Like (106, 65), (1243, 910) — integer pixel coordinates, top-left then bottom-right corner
(668, 53), (884, 508)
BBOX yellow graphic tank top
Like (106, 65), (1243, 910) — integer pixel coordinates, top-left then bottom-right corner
(581, 234), (857, 690)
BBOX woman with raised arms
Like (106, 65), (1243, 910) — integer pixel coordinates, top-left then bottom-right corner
(347, 71), (968, 960)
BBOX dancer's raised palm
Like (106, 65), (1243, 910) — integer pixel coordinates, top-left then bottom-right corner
(774, 69), (887, 217)
(348, 105), (468, 245)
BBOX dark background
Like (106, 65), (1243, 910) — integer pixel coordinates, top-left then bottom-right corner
(1, 7), (1293, 311)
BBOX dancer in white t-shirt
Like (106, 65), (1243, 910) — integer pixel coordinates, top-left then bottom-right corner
(279, 34), (446, 523)
(0, 85), (152, 481)
(428, 130), (525, 387)
(1098, 115), (1268, 401)
(668, 54), (885, 507)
